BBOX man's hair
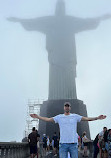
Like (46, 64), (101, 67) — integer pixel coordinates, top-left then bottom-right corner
(108, 129), (111, 132)
(82, 131), (86, 137)
(64, 102), (71, 107)
(32, 127), (36, 131)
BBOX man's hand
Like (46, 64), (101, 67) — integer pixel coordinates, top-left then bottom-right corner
(97, 115), (106, 120)
(30, 114), (39, 118)
(7, 17), (19, 22)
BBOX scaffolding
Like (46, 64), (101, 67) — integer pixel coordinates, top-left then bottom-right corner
(25, 99), (43, 137)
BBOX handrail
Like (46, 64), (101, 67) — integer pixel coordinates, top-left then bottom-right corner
(0, 142), (44, 158)
(0, 142), (30, 158)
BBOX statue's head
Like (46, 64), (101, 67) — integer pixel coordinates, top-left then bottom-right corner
(55, 0), (66, 16)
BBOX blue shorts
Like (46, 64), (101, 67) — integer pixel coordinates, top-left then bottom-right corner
(30, 145), (37, 154)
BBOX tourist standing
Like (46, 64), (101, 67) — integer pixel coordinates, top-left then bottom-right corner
(28, 127), (39, 158)
(30, 102), (106, 158)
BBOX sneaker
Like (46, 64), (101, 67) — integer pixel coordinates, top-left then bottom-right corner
(54, 154), (57, 156)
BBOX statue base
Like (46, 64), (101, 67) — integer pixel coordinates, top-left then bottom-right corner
(39, 99), (90, 139)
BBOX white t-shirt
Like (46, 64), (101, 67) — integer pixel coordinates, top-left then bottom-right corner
(53, 113), (82, 143)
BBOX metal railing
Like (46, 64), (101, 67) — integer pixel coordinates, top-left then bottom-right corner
(0, 142), (29, 158)
(0, 142), (44, 158)
(0, 141), (94, 158)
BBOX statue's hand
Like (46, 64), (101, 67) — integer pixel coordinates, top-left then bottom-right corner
(7, 17), (19, 22)
(101, 14), (111, 20)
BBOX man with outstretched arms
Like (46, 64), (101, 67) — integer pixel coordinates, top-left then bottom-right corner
(30, 102), (106, 158)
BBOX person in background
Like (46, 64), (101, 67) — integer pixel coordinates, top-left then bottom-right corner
(82, 131), (90, 157)
(47, 136), (50, 153)
(36, 130), (40, 158)
(107, 129), (111, 158)
(42, 134), (47, 156)
(78, 134), (81, 151)
(28, 127), (39, 158)
(52, 132), (58, 156)
(99, 127), (107, 158)
(99, 127), (107, 138)
(93, 134), (99, 158)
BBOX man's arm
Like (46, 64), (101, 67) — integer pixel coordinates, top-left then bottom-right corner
(30, 114), (54, 122)
(81, 115), (106, 121)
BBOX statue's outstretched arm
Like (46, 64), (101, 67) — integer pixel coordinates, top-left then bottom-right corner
(7, 17), (42, 31)
(70, 14), (111, 33)
(98, 14), (111, 21)
(7, 16), (53, 33)
(7, 17), (21, 22)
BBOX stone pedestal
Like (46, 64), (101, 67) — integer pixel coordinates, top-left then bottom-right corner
(39, 99), (90, 139)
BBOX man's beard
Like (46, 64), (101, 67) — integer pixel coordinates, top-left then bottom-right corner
(64, 109), (70, 113)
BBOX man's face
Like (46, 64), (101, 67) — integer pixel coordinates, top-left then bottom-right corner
(109, 130), (111, 135)
(103, 127), (107, 133)
(64, 105), (71, 113)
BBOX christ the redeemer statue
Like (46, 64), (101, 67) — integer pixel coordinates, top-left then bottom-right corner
(8, 0), (111, 100)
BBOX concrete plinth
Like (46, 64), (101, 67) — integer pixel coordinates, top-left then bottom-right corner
(39, 99), (90, 139)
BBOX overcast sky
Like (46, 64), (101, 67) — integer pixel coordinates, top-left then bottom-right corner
(0, 0), (111, 142)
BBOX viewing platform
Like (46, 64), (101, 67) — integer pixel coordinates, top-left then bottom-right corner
(0, 141), (94, 158)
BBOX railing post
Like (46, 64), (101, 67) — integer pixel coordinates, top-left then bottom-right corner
(4, 148), (9, 158)
(1, 147), (5, 158)
(0, 142), (30, 158)
(7, 148), (11, 158)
